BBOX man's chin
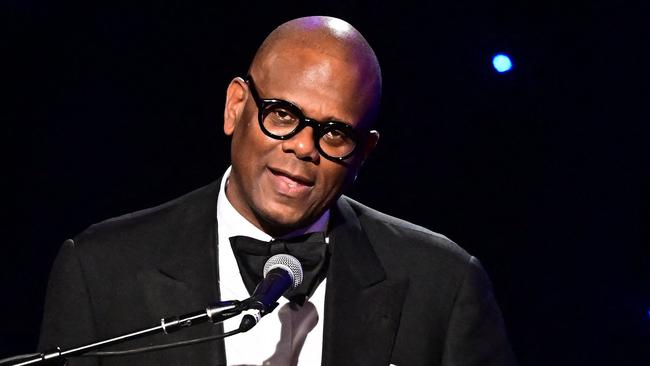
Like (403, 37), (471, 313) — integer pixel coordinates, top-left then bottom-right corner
(254, 209), (311, 236)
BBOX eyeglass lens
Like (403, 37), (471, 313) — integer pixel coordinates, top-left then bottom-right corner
(261, 104), (356, 159)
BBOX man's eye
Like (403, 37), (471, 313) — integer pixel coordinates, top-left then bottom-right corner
(321, 130), (348, 146)
(267, 108), (298, 126)
(274, 110), (290, 119)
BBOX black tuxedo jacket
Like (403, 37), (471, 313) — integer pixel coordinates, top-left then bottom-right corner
(39, 179), (516, 365)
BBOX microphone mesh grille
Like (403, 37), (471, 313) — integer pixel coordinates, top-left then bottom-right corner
(263, 254), (304, 289)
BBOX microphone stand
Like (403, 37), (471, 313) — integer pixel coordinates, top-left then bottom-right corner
(8, 300), (246, 366)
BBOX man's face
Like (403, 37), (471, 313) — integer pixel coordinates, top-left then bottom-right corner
(223, 47), (378, 235)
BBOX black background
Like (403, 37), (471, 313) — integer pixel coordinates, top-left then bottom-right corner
(3, 0), (649, 365)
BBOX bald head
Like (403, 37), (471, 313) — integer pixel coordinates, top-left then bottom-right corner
(249, 16), (382, 127)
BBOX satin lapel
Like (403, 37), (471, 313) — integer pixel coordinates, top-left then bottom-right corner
(140, 179), (222, 311)
(322, 197), (409, 366)
(137, 179), (226, 364)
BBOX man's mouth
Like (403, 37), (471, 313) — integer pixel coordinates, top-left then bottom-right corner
(269, 168), (314, 185)
(267, 167), (315, 195)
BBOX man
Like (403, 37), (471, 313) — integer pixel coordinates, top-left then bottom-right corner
(39, 16), (516, 366)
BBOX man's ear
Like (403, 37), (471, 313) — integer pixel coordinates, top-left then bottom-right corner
(223, 77), (248, 136)
(361, 129), (380, 162)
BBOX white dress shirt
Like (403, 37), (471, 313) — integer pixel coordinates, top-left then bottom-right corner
(216, 166), (328, 365)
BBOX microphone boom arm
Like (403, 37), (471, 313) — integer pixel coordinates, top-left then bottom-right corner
(7, 254), (303, 366)
(9, 300), (244, 366)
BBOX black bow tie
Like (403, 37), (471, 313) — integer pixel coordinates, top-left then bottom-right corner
(229, 232), (329, 304)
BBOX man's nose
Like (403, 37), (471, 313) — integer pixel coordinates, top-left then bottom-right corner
(282, 127), (320, 162)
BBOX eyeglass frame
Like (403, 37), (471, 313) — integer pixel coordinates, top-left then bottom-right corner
(243, 74), (362, 162)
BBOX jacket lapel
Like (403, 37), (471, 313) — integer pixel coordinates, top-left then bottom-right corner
(322, 197), (409, 366)
(139, 179), (222, 312)
(136, 179), (227, 364)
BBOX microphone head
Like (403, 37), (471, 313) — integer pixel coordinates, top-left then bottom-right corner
(263, 254), (303, 289)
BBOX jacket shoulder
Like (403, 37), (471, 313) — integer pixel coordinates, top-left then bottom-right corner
(73, 179), (221, 251)
(342, 196), (469, 256)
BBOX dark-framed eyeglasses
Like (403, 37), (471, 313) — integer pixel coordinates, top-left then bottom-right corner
(244, 75), (360, 162)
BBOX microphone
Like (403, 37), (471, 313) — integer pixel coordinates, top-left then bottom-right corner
(243, 254), (303, 315)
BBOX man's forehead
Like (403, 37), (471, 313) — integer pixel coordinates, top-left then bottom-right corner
(252, 50), (372, 124)
(262, 35), (361, 63)
(258, 46), (360, 83)
(257, 41), (375, 91)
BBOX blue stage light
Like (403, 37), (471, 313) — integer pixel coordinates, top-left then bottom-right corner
(492, 54), (513, 73)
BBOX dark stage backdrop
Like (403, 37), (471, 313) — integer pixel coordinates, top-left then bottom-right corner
(3, 1), (649, 365)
